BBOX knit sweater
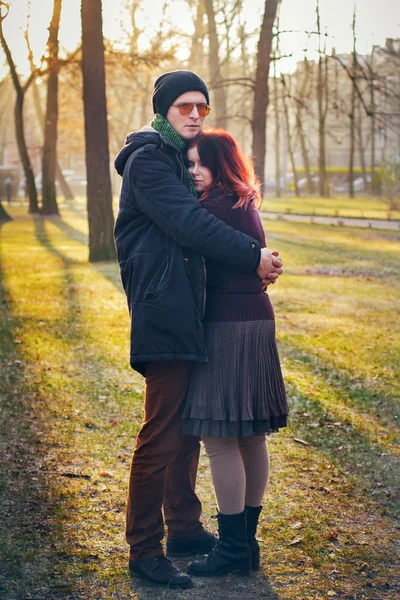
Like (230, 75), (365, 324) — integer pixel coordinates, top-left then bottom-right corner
(200, 187), (275, 323)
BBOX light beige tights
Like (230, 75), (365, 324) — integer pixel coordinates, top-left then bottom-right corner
(202, 435), (270, 515)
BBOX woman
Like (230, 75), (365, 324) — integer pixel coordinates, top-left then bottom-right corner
(182, 129), (289, 577)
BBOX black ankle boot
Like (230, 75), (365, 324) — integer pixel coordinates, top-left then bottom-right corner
(187, 511), (251, 577)
(245, 505), (262, 571)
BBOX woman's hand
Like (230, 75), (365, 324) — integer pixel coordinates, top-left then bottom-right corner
(257, 248), (283, 283)
(259, 250), (282, 290)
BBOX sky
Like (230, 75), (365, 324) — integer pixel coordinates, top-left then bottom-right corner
(1, 0), (399, 78)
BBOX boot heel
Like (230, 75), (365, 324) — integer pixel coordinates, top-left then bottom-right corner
(224, 559), (251, 576)
(245, 506), (262, 571)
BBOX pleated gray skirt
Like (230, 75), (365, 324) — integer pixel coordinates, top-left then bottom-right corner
(182, 319), (288, 438)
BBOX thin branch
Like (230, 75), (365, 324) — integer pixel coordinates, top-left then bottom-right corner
(332, 54), (371, 116)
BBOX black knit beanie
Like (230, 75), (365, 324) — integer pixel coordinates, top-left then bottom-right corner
(152, 70), (209, 116)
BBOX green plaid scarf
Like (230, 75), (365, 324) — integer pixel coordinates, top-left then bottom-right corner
(151, 113), (197, 197)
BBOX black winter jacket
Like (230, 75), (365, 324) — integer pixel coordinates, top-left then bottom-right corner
(114, 127), (261, 375)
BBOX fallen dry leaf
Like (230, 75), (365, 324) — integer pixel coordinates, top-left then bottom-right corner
(293, 437), (310, 446)
(99, 471), (113, 478)
(288, 536), (304, 546)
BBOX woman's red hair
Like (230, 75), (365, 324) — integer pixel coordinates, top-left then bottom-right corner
(187, 128), (261, 209)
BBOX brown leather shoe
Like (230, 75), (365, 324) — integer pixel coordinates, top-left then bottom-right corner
(129, 554), (192, 588)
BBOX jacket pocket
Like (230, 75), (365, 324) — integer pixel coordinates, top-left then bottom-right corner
(143, 255), (170, 300)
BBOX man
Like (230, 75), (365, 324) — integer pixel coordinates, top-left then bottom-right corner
(114, 70), (282, 589)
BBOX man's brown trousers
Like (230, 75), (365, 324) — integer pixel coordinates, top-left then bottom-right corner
(126, 361), (204, 560)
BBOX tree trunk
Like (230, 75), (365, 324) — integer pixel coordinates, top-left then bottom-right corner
(81, 0), (115, 262)
(369, 49), (377, 195)
(0, 80), (12, 164)
(273, 59), (281, 197)
(238, 21), (249, 149)
(370, 90), (376, 194)
(0, 7), (39, 213)
(282, 86), (299, 197)
(189, 0), (206, 70)
(31, 77), (74, 201)
(349, 82), (356, 198)
(41, 0), (62, 215)
(317, 62), (327, 196)
(295, 59), (313, 194)
(26, 32), (74, 201)
(13, 99), (39, 213)
(55, 163), (74, 200)
(348, 7), (357, 199)
(251, 0), (279, 186)
(296, 112), (313, 194)
(316, 1), (327, 197)
(204, 0), (227, 128)
(357, 99), (367, 189)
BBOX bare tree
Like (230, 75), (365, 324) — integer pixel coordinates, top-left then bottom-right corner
(0, 76), (11, 161)
(316, 0), (328, 197)
(356, 95), (368, 190)
(0, 76), (12, 219)
(204, 0), (227, 128)
(294, 59), (314, 194)
(81, 0), (115, 261)
(0, 1), (39, 213)
(252, 0), (279, 185)
(25, 29), (74, 202)
(348, 7), (357, 198)
(41, 0), (62, 215)
(237, 13), (249, 148)
(189, 0), (206, 69)
(369, 47), (377, 193)
(281, 75), (300, 197)
(273, 51), (281, 197)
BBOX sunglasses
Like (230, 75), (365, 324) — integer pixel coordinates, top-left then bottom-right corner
(171, 102), (211, 117)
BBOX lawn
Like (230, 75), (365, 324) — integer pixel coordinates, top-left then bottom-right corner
(0, 208), (399, 599)
(261, 195), (400, 221)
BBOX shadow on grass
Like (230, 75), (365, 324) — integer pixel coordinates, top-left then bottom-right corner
(130, 572), (282, 600)
(0, 222), (74, 599)
(33, 215), (283, 599)
(267, 230), (400, 272)
(280, 343), (400, 512)
(48, 217), (124, 293)
(282, 337), (399, 420)
(28, 221), (400, 600)
(50, 216), (88, 247)
(43, 216), (400, 512)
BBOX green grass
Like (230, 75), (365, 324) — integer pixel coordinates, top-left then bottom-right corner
(261, 195), (400, 220)
(10, 191), (400, 221)
(0, 209), (399, 599)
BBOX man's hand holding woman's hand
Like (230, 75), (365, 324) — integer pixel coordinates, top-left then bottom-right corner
(256, 248), (283, 288)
